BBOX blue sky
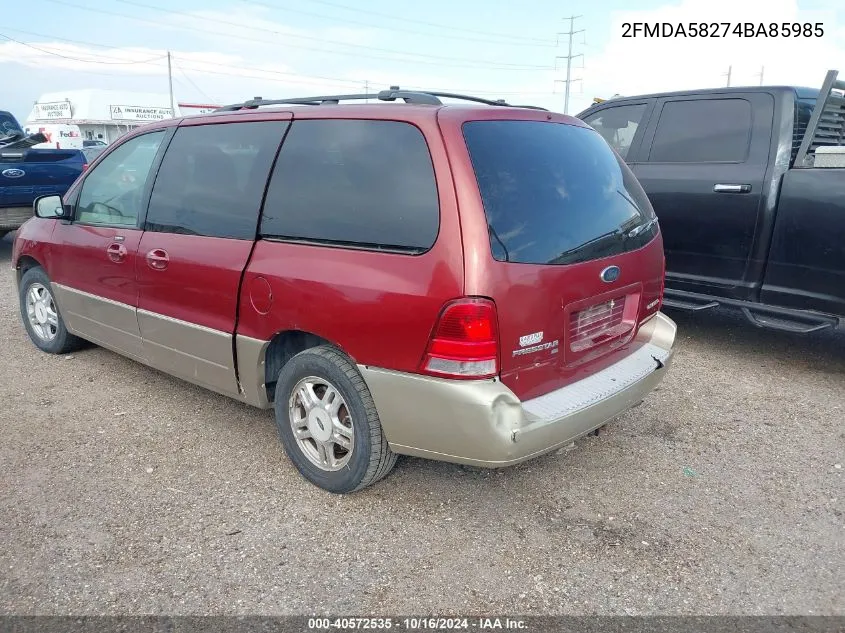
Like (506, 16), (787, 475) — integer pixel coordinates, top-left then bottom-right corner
(2, 0), (844, 121)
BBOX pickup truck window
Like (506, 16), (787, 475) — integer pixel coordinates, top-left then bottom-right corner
(76, 131), (165, 227)
(145, 121), (287, 239)
(648, 98), (752, 163)
(582, 104), (647, 159)
(463, 120), (658, 266)
(260, 120), (440, 253)
(0, 112), (21, 138)
(792, 97), (817, 165)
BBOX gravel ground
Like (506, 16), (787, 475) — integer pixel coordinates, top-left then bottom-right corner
(0, 233), (842, 616)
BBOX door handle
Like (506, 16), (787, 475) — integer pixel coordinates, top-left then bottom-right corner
(146, 248), (169, 271)
(106, 242), (127, 263)
(714, 184), (751, 193)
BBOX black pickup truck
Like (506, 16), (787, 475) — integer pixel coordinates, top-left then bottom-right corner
(577, 70), (845, 334)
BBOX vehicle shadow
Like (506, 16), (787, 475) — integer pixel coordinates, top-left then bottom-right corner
(664, 304), (845, 372)
(0, 233), (12, 261)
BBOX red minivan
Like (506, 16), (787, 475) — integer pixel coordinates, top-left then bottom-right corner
(12, 89), (676, 493)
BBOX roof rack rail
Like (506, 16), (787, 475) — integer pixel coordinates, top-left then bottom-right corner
(214, 86), (549, 112)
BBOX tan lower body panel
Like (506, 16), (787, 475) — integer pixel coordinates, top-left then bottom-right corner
(358, 312), (678, 467)
(52, 283), (144, 361)
(236, 335), (271, 409)
(137, 309), (241, 398)
(49, 283), (272, 407)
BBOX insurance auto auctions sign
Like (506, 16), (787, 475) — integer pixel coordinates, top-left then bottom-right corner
(33, 101), (72, 119)
(110, 105), (174, 121)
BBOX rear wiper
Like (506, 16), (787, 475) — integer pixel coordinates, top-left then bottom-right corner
(549, 229), (625, 264)
(625, 217), (658, 239)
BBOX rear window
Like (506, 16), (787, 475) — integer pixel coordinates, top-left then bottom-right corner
(0, 112), (22, 138)
(462, 120), (658, 266)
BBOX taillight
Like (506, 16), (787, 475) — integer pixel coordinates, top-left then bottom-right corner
(422, 298), (499, 379)
(81, 163), (89, 172)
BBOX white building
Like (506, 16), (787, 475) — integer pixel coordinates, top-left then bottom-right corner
(25, 89), (219, 144)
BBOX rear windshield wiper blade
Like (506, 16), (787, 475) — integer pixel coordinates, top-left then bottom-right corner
(549, 229), (626, 265)
(625, 217), (658, 239)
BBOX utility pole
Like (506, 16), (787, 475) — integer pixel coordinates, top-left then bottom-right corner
(167, 51), (175, 117)
(556, 15), (584, 114)
(723, 65), (732, 87)
(756, 66), (765, 85)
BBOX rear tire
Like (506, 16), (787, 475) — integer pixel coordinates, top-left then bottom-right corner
(273, 345), (397, 493)
(18, 267), (84, 354)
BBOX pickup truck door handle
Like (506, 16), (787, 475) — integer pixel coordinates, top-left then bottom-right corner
(106, 242), (128, 263)
(146, 248), (170, 271)
(713, 184), (752, 193)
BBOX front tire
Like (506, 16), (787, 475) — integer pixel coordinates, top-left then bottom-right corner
(18, 267), (83, 354)
(273, 345), (397, 493)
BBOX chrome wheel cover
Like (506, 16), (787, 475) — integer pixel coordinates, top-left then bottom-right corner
(288, 376), (354, 471)
(26, 283), (59, 342)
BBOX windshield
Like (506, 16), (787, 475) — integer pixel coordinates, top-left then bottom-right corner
(0, 112), (23, 139)
(463, 120), (658, 266)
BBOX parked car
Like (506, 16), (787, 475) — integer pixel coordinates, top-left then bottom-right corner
(577, 70), (845, 333)
(1, 110), (89, 240)
(83, 139), (108, 148)
(12, 88), (676, 493)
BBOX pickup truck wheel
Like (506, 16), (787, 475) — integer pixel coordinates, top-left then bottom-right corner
(18, 267), (83, 354)
(273, 345), (398, 494)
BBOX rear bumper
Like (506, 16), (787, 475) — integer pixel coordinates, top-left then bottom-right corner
(0, 207), (31, 231)
(359, 312), (676, 467)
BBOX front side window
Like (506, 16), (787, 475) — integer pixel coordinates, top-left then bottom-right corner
(145, 121), (288, 239)
(76, 130), (166, 227)
(583, 104), (647, 159)
(648, 98), (752, 163)
(260, 119), (440, 252)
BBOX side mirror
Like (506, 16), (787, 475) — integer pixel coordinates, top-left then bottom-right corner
(33, 195), (67, 219)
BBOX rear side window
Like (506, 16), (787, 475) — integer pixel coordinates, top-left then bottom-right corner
(463, 120), (658, 266)
(260, 120), (439, 252)
(145, 121), (287, 239)
(648, 98), (752, 163)
(582, 103), (647, 159)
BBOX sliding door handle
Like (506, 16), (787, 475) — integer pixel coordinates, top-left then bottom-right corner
(714, 184), (751, 193)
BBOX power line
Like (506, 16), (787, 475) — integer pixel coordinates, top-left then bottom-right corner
(172, 58), (216, 104)
(237, 0), (555, 48)
(1, 26), (366, 87)
(0, 32), (166, 65)
(1, 28), (556, 99)
(102, 0), (554, 70)
(301, 0), (554, 44)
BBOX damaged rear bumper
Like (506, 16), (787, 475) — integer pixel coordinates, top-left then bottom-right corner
(359, 312), (676, 467)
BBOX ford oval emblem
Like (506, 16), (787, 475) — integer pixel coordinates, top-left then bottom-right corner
(1, 168), (25, 179)
(600, 265), (621, 283)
